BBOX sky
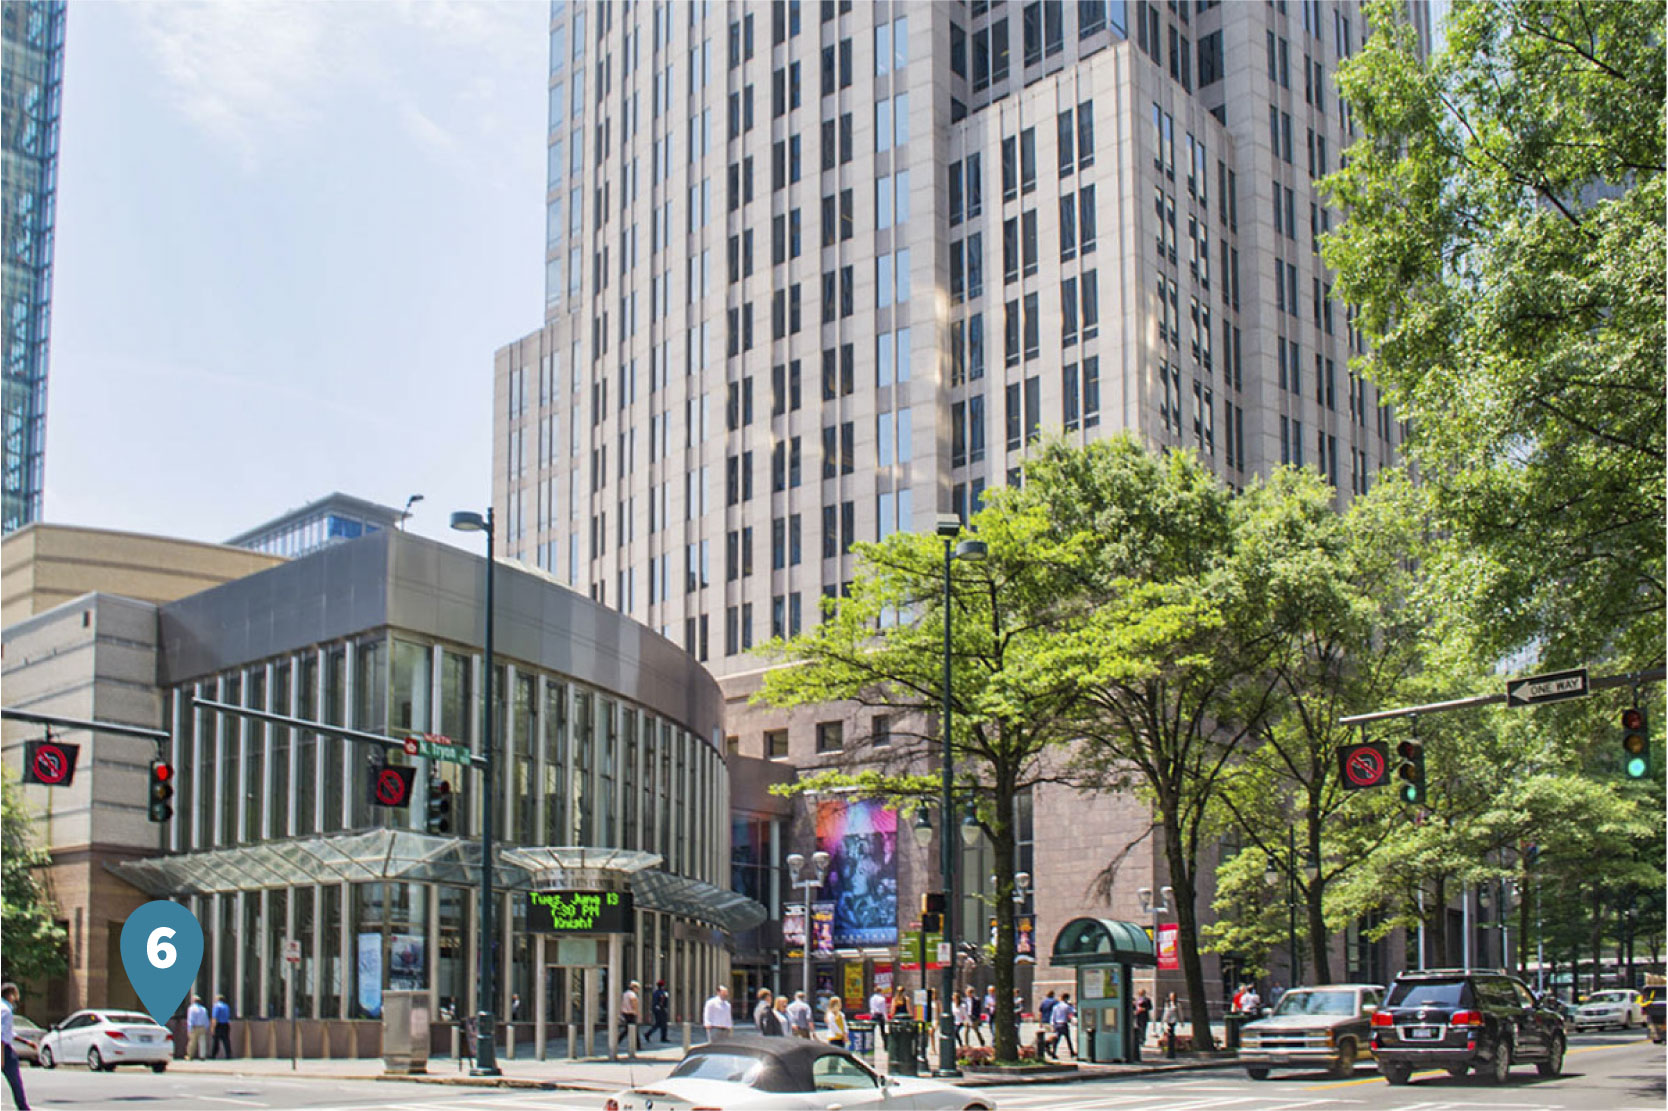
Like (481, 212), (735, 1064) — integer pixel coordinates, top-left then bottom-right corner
(44, 1), (549, 550)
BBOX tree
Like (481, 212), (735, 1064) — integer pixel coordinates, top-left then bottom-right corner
(1, 769), (67, 984)
(1209, 471), (1426, 985)
(1018, 438), (1284, 1050)
(1323, 0), (1666, 671)
(755, 502), (1084, 1062)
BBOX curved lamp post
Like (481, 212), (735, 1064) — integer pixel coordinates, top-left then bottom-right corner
(450, 508), (500, 1077)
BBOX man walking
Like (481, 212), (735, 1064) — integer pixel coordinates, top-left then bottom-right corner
(1050, 992), (1077, 1060)
(186, 995), (211, 1060)
(753, 989), (784, 1036)
(786, 991), (814, 1038)
(650, 980), (671, 1043)
(868, 986), (889, 1038)
(618, 980), (642, 1049)
(2, 984), (30, 1110)
(1133, 988), (1153, 1061)
(702, 986), (733, 1042)
(210, 993), (234, 1059)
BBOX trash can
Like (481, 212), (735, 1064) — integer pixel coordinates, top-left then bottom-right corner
(888, 1020), (918, 1076)
(381, 991), (431, 1075)
(848, 1018), (875, 1056)
(1223, 1011), (1243, 1050)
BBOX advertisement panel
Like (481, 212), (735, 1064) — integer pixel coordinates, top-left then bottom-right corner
(783, 900), (835, 959)
(816, 799), (899, 947)
(1156, 923), (1179, 971)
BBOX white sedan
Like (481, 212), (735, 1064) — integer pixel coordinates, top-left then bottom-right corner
(606, 1036), (995, 1110)
(1574, 990), (1645, 1031)
(39, 1009), (173, 1071)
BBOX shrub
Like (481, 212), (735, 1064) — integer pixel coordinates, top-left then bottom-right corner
(955, 1045), (996, 1065)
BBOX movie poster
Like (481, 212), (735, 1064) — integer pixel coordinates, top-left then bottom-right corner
(1156, 923), (1179, 971)
(816, 799), (899, 946)
(357, 933), (383, 1018)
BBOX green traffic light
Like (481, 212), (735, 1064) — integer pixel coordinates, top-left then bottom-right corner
(1626, 756), (1649, 779)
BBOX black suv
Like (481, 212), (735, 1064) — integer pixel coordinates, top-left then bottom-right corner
(1370, 969), (1565, 1085)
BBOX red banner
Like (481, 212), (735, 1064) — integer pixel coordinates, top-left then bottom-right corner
(1156, 923), (1179, 971)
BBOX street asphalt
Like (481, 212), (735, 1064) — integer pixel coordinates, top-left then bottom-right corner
(9, 1029), (1661, 1110)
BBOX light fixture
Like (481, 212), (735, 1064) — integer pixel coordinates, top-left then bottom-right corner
(959, 800), (982, 847)
(955, 538), (988, 561)
(1013, 871), (1032, 906)
(811, 849), (831, 877)
(450, 510), (487, 532)
(1137, 886), (1154, 913)
(912, 807), (933, 848)
(787, 851), (806, 879)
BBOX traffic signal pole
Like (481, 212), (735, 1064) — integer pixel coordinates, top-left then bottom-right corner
(1339, 666), (1665, 726)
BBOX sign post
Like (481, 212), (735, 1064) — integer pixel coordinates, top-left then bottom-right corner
(283, 939), (302, 1071)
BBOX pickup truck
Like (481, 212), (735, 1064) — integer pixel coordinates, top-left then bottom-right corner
(1240, 984), (1383, 1080)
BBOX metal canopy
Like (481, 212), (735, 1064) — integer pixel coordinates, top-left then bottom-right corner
(109, 830), (765, 935)
(1050, 917), (1157, 967)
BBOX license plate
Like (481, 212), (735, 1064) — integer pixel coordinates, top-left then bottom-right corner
(1406, 1026), (1441, 1040)
(139, 1035), (155, 1043)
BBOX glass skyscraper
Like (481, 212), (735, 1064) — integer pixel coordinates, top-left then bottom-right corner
(2, 0), (65, 534)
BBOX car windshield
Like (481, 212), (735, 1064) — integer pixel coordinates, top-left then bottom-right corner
(1387, 980), (1470, 1009)
(102, 1012), (163, 1026)
(1272, 990), (1357, 1017)
(669, 1050), (768, 1086)
(1587, 992), (1628, 1004)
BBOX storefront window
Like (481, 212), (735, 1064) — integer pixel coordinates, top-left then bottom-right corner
(543, 681), (568, 845)
(514, 672), (536, 845)
(244, 668), (265, 843)
(266, 888), (288, 1017)
(572, 690), (593, 843)
(297, 654), (319, 835)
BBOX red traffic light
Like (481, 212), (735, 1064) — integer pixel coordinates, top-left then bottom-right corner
(1622, 708), (1645, 731)
(1396, 739), (1423, 761)
(151, 761), (173, 782)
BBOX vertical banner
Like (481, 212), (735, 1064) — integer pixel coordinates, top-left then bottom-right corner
(389, 934), (426, 992)
(817, 799), (899, 946)
(843, 963), (866, 1009)
(1156, 923), (1179, 971)
(811, 901), (835, 956)
(356, 933), (383, 1017)
(784, 902), (807, 958)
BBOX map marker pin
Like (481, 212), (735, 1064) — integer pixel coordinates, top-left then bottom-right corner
(120, 900), (205, 1027)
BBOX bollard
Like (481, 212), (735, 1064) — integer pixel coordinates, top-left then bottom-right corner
(682, 1020), (692, 1052)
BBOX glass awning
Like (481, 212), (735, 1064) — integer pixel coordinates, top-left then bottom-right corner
(109, 830), (765, 934)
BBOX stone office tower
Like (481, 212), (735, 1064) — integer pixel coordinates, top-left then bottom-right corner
(495, 0), (1429, 994)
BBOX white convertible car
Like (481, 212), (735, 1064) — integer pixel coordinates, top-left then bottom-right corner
(605, 1036), (996, 1111)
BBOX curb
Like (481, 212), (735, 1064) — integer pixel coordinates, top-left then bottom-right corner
(956, 1056), (1242, 1086)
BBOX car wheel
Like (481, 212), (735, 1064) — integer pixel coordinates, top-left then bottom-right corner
(1330, 1039), (1358, 1079)
(39, 1045), (54, 1070)
(151, 1062), (168, 1073)
(1246, 1067), (1271, 1081)
(1486, 1039), (1512, 1085)
(88, 1047), (106, 1072)
(1382, 1062), (1412, 1086)
(1537, 1036), (1565, 1078)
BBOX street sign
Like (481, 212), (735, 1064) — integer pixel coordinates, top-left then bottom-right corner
(283, 939), (302, 965)
(368, 764), (416, 808)
(1505, 668), (1588, 708)
(404, 732), (471, 764)
(1338, 741), (1390, 789)
(22, 740), (79, 786)
(936, 942), (952, 965)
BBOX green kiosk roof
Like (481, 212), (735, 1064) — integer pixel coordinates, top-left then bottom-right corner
(1050, 917), (1157, 967)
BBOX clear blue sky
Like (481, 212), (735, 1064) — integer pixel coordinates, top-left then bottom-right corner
(45, 1), (547, 548)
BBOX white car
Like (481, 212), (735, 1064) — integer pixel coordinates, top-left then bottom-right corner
(1574, 990), (1645, 1031)
(39, 1009), (173, 1071)
(606, 1036), (996, 1110)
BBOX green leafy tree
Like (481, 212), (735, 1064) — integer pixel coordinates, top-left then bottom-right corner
(1, 769), (67, 984)
(755, 503), (1084, 1062)
(1323, 0), (1666, 671)
(1208, 471), (1426, 984)
(1017, 438), (1286, 1050)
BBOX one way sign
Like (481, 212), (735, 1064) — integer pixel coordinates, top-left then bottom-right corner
(1505, 668), (1588, 708)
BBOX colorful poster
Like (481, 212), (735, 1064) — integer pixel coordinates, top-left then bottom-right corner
(875, 964), (893, 994)
(817, 799), (899, 946)
(811, 901), (835, 956)
(1156, 923), (1179, 971)
(843, 963), (866, 1009)
(783, 902), (806, 958)
(988, 914), (1037, 962)
(389, 934), (425, 992)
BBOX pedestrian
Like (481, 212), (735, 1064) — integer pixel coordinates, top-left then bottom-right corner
(510, 993), (522, 1021)
(754, 989), (784, 1035)
(868, 986), (889, 1037)
(2, 983), (30, 1111)
(1231, 984), (1246, 1013)
(1012, 988), (1025, 1023)
(1242, 985), (1262, 1018)
(1038, 989), (1058, 1027)
(1051, 992), (1077, 1059)
(962, 987), (985, 1046)
(953, 990), (971, 1046)
(186, 995), (211, 1060)
(651, 980), (671, 1043)
(1162, 992), (1181, 1058)
(787, 990), (814, 1038)
(982, 988), (995, 1029)
(890, 986), (913, 1024)
(1133, 988), (1153, 1061)
(618, 980), (642, 1048)
(825, 996), (848, 1047)
(702, 985), (733, 1042)
(210, 993), (234, 1059)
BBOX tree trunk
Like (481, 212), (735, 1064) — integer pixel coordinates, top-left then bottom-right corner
(1517, 871), (1531, 980)
(1591, 886), (1603, 993)
(1161, 807), (1216, 1051)
(1307, 880), (1331, 985)
(990, 767), (1021, 1061)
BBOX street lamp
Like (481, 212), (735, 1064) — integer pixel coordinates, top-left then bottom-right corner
(787, 851), (831, 1001)
(1264, 829), (1318, 989)
(450, 507), (499, 1077)
(934, 514), (984, 1077)
(400, 493), (424, 529)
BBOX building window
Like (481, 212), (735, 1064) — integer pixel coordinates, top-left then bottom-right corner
(767, 729), (789, 758)
(816, 721), (844, 752)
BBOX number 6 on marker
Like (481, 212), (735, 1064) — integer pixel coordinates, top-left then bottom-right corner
(147, 926), (178, 969)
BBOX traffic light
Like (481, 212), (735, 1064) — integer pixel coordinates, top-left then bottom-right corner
(147, 759), (174, 822)
(426, 777), (453, 834)
(1396, 738), (1426, 805)
(921, 892), (946, 933)
(1621, 707), (1651, 780)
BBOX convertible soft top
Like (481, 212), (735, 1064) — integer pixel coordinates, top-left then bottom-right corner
(678, 1035), (861, 1093)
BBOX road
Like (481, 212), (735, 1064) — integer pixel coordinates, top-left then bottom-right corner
(12, 1031), (1662, 1110)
